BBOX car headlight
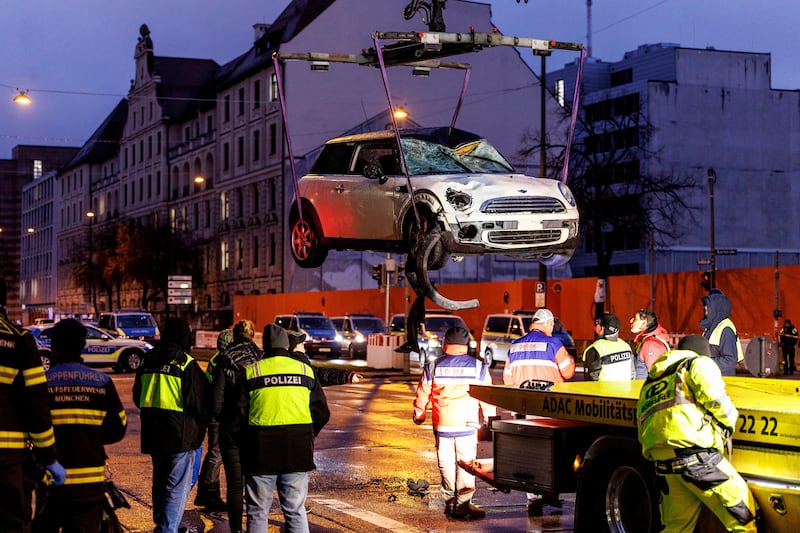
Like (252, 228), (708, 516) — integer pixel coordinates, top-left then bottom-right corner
(558, 181), (576, 207)
(144, 343), (154, 350)
(334, 334), (343, 343)
(355, 334), (365, 343)
(446, 188), (472, 210)
(429, 339), (441, 348)
(469, 340), (477, 349)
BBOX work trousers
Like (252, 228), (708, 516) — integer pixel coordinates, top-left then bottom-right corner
(0, 453), (33, 533)
(32, 488), (104, 533)
(658, 452), (756, 533)
(781, 344), (796, 373)
(435, 432), (477, 506)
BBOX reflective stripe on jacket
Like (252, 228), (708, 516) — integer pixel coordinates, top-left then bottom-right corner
(584, 338), (635, 381)
(413, 354), (495, 437)
(637, 350), (737, 461)
(244, 355), (315, 427)
(503, 330), (575, 385)
(137, 356), (193, 412)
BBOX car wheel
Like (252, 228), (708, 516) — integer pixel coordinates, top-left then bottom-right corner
(483, 348), (496, 368)
(290, 210), (328, 268)
(39, 352), (52, 372)
(119, 350), (143, 373)
(404, 206), (448, 271)
(541, 252), (572, 267)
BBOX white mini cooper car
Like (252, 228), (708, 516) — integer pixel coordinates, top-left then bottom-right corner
(289, 127), (579, 270)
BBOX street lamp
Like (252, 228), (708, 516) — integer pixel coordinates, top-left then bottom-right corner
(13, 90), (31, 105)
(86, 211), (97, 317)
(707, 168), (716, 289)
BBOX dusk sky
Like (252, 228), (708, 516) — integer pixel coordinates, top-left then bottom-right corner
(1, 0), (797, 158)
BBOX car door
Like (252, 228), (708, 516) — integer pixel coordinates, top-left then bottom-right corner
(319, 141), (401, 241)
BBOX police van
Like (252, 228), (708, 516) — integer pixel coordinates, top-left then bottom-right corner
(480, 310), (575, 367)
(98, 310), (159, 343)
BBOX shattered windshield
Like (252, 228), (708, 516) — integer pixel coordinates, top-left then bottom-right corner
(401, 137), (514, 175)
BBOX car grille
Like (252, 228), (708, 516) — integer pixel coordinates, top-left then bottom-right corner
(487, 229), (562, 245)
(481, 197), (566, 214)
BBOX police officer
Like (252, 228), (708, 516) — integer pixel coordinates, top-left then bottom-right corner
(413, 327), (495, 519)
(583, 312), (635, 381)
(637, 335), (756, 532)
(133, 317), (207, 533)
(700, 289), (743, 376)
(34, 318), (127, 532)
(779, 319), (798, 375)
(0, 278), (65, 531)
(234, 324), (329, 532)
(193, 329), (232, 511)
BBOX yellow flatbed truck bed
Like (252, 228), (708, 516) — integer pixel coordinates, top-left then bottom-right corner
(467, 378), (800, 532)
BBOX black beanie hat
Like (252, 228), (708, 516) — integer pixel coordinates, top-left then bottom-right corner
(50, 319), (87, 362)
(600, 313), (620, 336)
(444, 326), (470, 346)
(161, 317), (192, 351)
(678, 334), (711, 356)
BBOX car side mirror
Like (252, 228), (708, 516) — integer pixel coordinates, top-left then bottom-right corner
(363, 163), (388, 184)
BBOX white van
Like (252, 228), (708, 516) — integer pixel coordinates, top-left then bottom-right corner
(479, 310), (575, 367)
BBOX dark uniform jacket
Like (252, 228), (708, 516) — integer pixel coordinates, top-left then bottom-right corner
(233, 346), (330, 476)
(133, 342), (207, 455)
(0, 313), (57, 465)
(46, 362), (127, 500)
(211, 340), (263, 448)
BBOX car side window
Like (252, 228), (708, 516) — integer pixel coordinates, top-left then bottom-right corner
(486, 316), (509, 334)
(510, 319), (523, 335)
(350, 143), (396, 176)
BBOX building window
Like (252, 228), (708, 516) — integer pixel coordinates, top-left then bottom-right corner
(237, 239), (244, 270)
(253, 130), (260, 162)
(223, 142), (230, 171)
(252, 236), (259, 268)
(236, 187), (244, 218)
(252, 183), (260, 214)
(269, 73), (278, 102)
(269, 232), (276, 266)
(148, 136), (153, 158)
(269, 123), (277, 155)
(156, 171), (161, 196)
(33, 160), (42, 179)
(220, 191), (229, 221)
(224, 95), (231, 122)
(611, 68), (633, 87)
(268, 178), (276, 211)
(205, 200), (211, 228)
(221, 241), (229, 271)
(555, 79), (565, 107)
(237, 136), (244, 167)
(238, 87), (245, 116)
(157, 132), (162, 155)
(253, 79), (261, 109)
(207, 115), (213, 134)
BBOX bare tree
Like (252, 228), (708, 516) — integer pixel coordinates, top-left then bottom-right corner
(522, 94), (697, 312)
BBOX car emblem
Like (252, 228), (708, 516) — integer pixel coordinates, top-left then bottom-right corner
(518, 189), (527, 194)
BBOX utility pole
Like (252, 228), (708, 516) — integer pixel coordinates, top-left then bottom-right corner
(707, 168), (717, 289)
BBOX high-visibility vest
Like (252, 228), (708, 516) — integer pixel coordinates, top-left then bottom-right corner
(244, 355), (315, 427)
(708, 318), (744, 362)
(137, 356), (194, 412)
(586, 338), (635, 381)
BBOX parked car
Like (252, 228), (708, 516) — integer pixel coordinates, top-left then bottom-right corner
(98, 309), (160, 343)
(417, 312), (477, 364)
(33, 323), (153, 373)
(479, 310), (576, 367)
(274, 312), (341, 358)
(289, 127), (579, 270)
(331, 313), (386, 359)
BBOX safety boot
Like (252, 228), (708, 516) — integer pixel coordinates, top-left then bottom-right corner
(451, 501), (486, 519)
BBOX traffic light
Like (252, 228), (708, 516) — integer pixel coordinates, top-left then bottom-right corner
(700, 271), (712, 291)
(397, 263), (405, 284)
(371, 264), (384, 288)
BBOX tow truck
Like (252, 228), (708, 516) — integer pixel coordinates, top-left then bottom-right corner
(464, 378), (800, 532)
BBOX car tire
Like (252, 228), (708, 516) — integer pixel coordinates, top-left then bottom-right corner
(119, 350), (143, 373)
(39, 352), (52, 372)
(404, 206), (448, 271)
(289, 208), (328, 268)
(483, 348), (496, 368)
(541, 252), (572, 267)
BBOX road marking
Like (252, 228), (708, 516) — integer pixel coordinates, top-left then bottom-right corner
(308, 497), (415, 531)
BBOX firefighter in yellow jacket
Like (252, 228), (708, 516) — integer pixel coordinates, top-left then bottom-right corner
(0, 278), (65, 531)
(637, 334), (756, 532)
